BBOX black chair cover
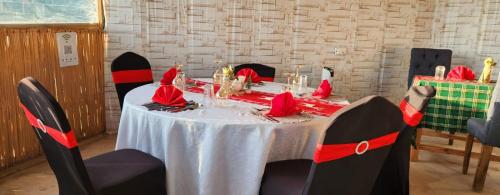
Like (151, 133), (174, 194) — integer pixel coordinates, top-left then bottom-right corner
(371, 86), (436, 195)
(260, 96), (403, 195)
(304, 96), (403, 195)
(408, 48), (452, 88)
(18, 77), (166, 195)
(111, 52), (153, 109)
(234, 63), (276, 81)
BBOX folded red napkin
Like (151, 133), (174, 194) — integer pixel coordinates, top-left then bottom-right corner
(236, 68), (262, 83)
(267, 92), (301, 117)
(312, 79), (333, 99)
(447, 66), (475, 80)
(160, 68), (177, 85)
(213, 84), (221, 94)
(152, 85), (187, 107)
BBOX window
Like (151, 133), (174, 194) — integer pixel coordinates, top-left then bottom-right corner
(0, 0), (98, 24)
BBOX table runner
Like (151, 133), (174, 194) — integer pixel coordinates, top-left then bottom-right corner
(413, 76), (494, 133)
(186, 79), (344, 117)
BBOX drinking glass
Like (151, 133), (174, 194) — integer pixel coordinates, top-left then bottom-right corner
(174, 72), (186, 91)
(435, 65), (446, 80)
(299, 75), (308, 93)
(213, 73), (224, 85)
(203, 84), (214, 107)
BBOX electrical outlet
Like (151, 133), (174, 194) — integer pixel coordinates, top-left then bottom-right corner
(332, 48), (343, 55)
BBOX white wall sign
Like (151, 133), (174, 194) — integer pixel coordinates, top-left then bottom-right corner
(56, 32), (79, 67)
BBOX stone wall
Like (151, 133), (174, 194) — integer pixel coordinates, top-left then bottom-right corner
(103, 0), (500, 132)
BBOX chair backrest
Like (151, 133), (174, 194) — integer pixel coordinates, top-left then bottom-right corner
(408, 48), (452, 88)
(234, 63), (276, 82)
(321, 67), (334, 86)
(111, 52), (153, 109)
(303, 96), (403, 195)
(485, 75), (500, 146)
(371, 86), (436, 195)
(17, 77), (94, 195)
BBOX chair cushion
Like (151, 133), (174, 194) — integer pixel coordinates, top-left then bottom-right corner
(468, 118), (487, 142)
(84, 149), (167, 195)
(260, 159), (312, 195)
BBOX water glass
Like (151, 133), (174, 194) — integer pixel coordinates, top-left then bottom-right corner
(213, 73), (224, 85)
(203, 84), (214, 107)
(174, 72), (186, 91)
(299, 75), (308, 93)
(435, 65), (446, 80)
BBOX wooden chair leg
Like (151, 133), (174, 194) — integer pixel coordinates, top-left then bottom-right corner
(473, 144), (493, 192)
(411, 128), (423, 162)
(462, 134), (474, 174)
(448, 131), (455, 145)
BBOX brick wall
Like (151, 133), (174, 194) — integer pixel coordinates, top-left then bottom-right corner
(103, 0), (500, 132)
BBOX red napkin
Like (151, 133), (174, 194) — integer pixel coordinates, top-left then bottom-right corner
(446, 66), (475, 80)
(152, 85), (187, 107)
(213, 84), (221, 94)
(160, 68), (177, 85)
(236, 68), (262, 83)
(312, 80), (333, 99)
(267, 92), (301, 117)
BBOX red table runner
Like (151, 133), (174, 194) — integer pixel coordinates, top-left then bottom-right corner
(186, 79), (345, 117)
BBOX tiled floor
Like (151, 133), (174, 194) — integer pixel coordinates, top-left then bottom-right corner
(0, 135), (499, 195)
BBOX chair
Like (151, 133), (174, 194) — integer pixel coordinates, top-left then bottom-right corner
(17, 77), (166, 195)
(111, 52), (153, 109)
(371, 86), (436, 195)
(234, 63), (276, 82)
(408, 48), (452, 88)
(462, 75), (500, 192)
(260, 96), (403, 195)
(321, 67), (334, 86)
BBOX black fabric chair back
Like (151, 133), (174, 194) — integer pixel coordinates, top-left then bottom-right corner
(371, 86), (436, 195)
(303, 96), (403, 195)
(17, 77), (94, 195)
(484, 76), (500, 146)
(234, 63), (276, 81)
(408, 48), (452, 87)
(111, 52), (153, 109)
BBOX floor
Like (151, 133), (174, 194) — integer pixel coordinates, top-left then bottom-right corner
(0, 135), (499, 195)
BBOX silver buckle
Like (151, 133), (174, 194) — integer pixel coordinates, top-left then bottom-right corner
(36, 119), (47, 133)
(355, 141), (369, 155)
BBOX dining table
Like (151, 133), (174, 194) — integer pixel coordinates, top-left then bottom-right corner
(413, 76), (494, 133)
(410, 76), (498, 161)
(115, 78), (348, 195)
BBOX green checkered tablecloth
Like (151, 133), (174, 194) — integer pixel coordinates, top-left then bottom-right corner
(414, 76), (494, 133)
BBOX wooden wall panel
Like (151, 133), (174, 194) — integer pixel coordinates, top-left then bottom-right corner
(0, 26), (105, 171)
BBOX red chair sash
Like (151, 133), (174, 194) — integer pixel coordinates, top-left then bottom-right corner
(313, 131), (399, 164)
(112, 69), (153, 84)
(399, 100), (423, 127)
(20, 104), (78, 149)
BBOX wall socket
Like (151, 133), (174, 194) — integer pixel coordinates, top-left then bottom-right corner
(332, 48), (344, 55)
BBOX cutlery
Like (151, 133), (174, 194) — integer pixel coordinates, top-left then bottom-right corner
(250, 108), (279, 123)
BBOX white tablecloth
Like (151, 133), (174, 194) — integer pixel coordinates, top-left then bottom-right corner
(116, 79), (348, 195)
